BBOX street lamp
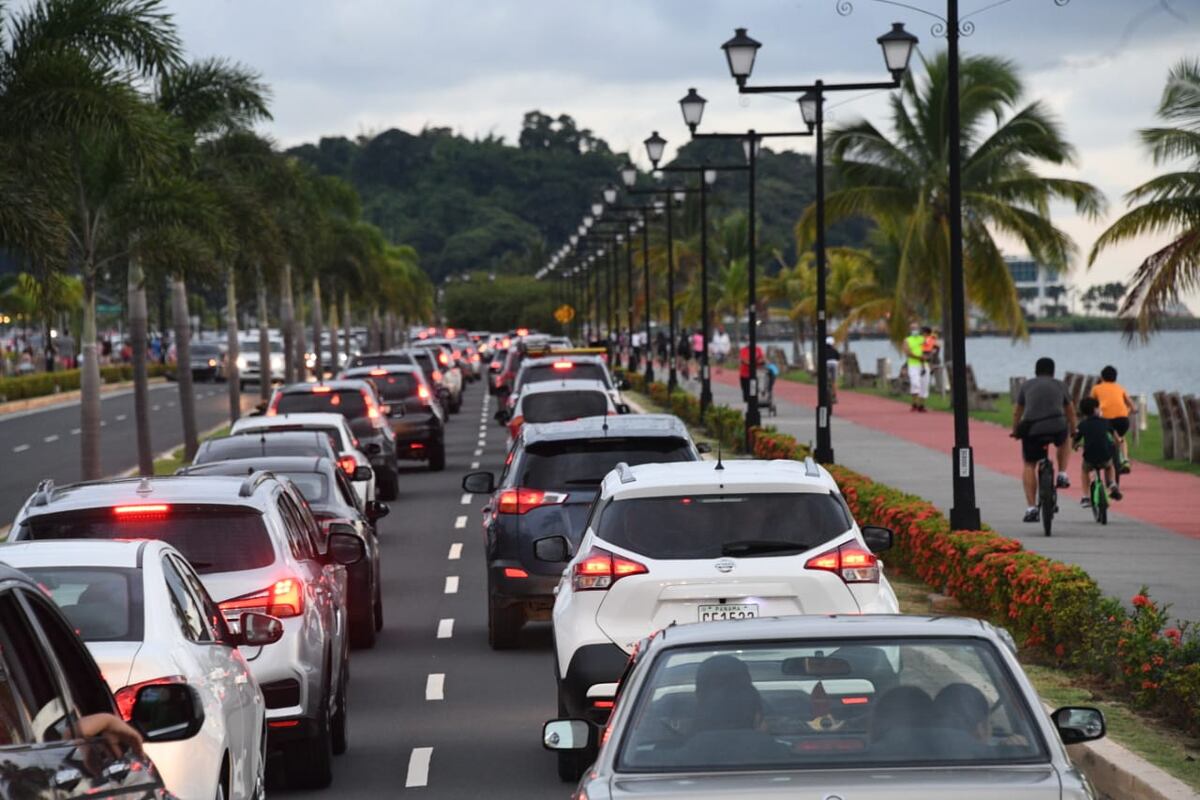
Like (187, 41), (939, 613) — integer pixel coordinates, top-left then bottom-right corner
(877, 21), (920, 79)
(679, 88), (706, 132)
(603, 184), (618, 205)
(620, 162), (638, 189)
(644, 131), (667, 168)
(721, 27), (761, 85)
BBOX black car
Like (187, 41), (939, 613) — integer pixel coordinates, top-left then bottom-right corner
(181, 456), (387, 649)
(0, 561), (210, 798)
(346, 351), (416, 370)
(268, 380), (402, 500)
(194, 429), (342, 464)
(462, 414), (705, 649)
(343, 364), (447, 471)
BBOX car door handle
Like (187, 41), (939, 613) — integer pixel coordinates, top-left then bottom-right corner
(54, 767), (83, 790)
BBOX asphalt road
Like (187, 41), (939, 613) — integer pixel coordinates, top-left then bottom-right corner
(278, 380), (566, 797)
(0, 380), (243, 521)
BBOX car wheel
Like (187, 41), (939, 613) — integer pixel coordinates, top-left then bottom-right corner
(428, 440), (446, 472)
(350, 596), (377, 649)
(487, 591), (522, 650)
(377, 468), (400, 501)
(284, 696), (333, 788)
(556, 686), (593, 783)
(331, 668), (349, 756)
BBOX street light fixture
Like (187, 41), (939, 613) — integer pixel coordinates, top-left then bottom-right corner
(877, 21), (920, 79)
(603, 184), (618, 204)
(644, 131), (667, 168)
(591, 202), (604, 218)
(721, 27), (761, 85)
(704, 169), (717, 185)
(679, 87), (707, 132)
(620, 162), (638, 188)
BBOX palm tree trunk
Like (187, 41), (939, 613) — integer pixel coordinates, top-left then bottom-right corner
(369, 309), (381, 352)
(256, 268), (270, 403)
(225, 264), (241, 423)
(80, 269), (102, 480)
(311, 274), (324, 379)
(342, 292), (352, 367)
(128, 258), (153, 476)
(171, 274), (199, 460)
(293, 286), (307, 382)
(384, 312), (395, 350)
(280, 263), (295, 383)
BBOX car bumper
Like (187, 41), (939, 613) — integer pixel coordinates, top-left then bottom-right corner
(490, 563), (559, 618)
(560, 643), (630, 723)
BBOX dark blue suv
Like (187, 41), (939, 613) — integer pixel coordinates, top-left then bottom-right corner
(462, 414), (704, 648)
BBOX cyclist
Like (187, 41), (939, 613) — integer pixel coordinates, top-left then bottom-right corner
(1091, 365), (1136, 472)
(1013, 357), (1076, 523)
(1074, 396), (1123, 506)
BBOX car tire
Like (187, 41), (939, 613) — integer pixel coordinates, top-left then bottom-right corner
(377, 468), (400, 501)
(428, 440), (446, 472)
(487, 591), (522, 650)
(285, 698), (333, 788)
(331, 668), (349, 756)
(556, 686), (593, 783)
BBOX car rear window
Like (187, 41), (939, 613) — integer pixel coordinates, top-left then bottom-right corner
(235, 425), (345, 450)
(277, 472), (330, 504)
(194, 434), (333, 463)
(520, 363), (608, 387)
(521, 391), (608, 424)
(23, 568), (143, 642)
(595, 492), (851, 560)
(21, 507), (275, 574)
(349, 354), (413, 368)
(518, 438), (695, 489)
(368, 373), (419, 401)
(276, 390), (367, 418)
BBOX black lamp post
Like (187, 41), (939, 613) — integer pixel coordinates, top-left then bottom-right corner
(727, 22), (917, 465)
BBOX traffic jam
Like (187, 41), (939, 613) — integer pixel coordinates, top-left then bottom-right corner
(0, 328), (1107, 799)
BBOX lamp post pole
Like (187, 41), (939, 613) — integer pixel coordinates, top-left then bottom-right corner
(642, 207), (653, 383)
(626, 220), (636, 370)
(665, 193), (677, 393)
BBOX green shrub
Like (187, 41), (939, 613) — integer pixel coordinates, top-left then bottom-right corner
(0, 363), (166, 402)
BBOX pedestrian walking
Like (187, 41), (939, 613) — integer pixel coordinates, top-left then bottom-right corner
(712, 326), (731, 366)
(904, 324), (930, 412)
(654, 331), (668, 370)
(824, 336), (841, 404)
(739, 342), (764, 402)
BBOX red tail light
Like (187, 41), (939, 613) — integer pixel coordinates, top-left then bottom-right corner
(219, 578), (304, 619)
(573, 547), (648, 591)
(516, 328), (529, 336)
(438, 352), (449, 366)
(114, 675), (187, 721)
(432, 370), (443, 382)
(804, 541), (880, 583)
(508, 415), (524, 438)
(338, 455), (357, 475)
(113, 504), (170, 519)
(417, 385), (431, 401)
(496, 487), (566, 515)
(363, 392), (384, 424)
(552, 361), (574, 370)
(503, 567), (528, 579)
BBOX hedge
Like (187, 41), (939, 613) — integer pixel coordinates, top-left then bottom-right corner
(0, 364), (166, 402)
(627, 374), (1200, 735)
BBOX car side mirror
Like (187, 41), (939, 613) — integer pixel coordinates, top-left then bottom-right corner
(462, 471), (496, 494)
(353, 465), (374, 482)
(860, 525), (894, 553)
(617, 378), (631, 390)
(534, 535), (571, 563)
(327, 531), (365, 565)
(131, 683), (205, 743)
(616, 403), (632, 415)
(695, 442), (712, 454)
(366, 501), (390, 522)
(236, 612), (284, 647)
(542, 719), (594, 751)
(1053, 706), (1105, 745)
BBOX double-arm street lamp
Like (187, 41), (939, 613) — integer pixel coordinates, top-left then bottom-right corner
(722, 23), (918, 466)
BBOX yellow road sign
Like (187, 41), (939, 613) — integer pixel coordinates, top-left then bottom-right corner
(554, 304), (575, 324)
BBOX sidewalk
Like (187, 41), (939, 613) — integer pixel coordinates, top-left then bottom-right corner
(694, 366), (1200, 622)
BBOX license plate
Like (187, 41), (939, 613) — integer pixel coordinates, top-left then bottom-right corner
(698, 603), (759, 622)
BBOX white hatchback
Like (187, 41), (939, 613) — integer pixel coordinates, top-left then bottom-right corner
(544, 458), (899, 728)
(0, 539), (284, 800)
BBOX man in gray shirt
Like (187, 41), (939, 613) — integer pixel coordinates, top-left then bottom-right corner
(1012, 357), (1076, 523)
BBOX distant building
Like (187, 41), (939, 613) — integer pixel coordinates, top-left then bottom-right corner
(1006, 256), (1067, 318)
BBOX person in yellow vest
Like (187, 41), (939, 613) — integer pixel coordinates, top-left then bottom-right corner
(904, 324), (929, 412)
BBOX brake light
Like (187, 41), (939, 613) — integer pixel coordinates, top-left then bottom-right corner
(311, 385), (332, 393)
(369, 368), (388, 376)
(432, 370), (443, 382)
(445, 328), (456, 338)
(438, 352), (449, 366)
(804, 541), (880, 583)
(496, 487), (566, 515)
(552, 361), (574, 370)
(508, 415), (524, 438)
(452, 350), (461, 359)
(338, 455), (357, 475)
(113, 504), (170, 518)
(219, 578), (304, 619)
(572, 547), (648, 591)
(501, 338), (511, 348)
(504, 567), (528, 579)
(363, 392), (382, 423)
(516, 328), (529, 336)
(471, 354), (480, 363)
(592, 700), (614, 709)
(114, 676), (187, 721)
(417, 385), (431, 401)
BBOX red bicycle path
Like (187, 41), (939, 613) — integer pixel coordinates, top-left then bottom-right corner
(709, 365), (1200, 540)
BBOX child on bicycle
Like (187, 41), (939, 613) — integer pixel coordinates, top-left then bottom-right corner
(1073, 397), (1123, 506)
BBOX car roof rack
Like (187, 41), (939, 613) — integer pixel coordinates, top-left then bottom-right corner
(615, 462), (637, 484)
(803, 456), (821, 477)
(32, 478), (55, 506)
(239, 470), (277, 497)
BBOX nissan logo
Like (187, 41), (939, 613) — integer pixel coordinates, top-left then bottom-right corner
(714, 558), (735, 573)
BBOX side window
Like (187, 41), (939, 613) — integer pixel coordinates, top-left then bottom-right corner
(172, 557), (228, 643)
(275, 496), (309, 561)
(334, 470), (359, 511)
(21, 590), (113, 720)
(0, 591), (49, 745)
(291, 495), (325, 557)
(162, 558), (212, 643)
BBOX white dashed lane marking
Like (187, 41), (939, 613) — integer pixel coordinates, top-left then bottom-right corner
(448, 543), (462, 560)
(115, 414), (127, 421)
(43, 435), (58, 443)
(70, 428), (81, 435)
(474, 449), (482, 457)
(460, 493), (472, 505)
(152, 405), (161, 411)
(12, 444), (29, 453)
(425, 674), (445, 701)
(405, 747), (433, 788)
(454, 516), (467, 529)
(444, 576), (459, 594)
(436, 618), (454, 639)
(470, 461), (480, 469)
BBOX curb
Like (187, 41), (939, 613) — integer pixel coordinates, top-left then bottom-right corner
(0, 377), (169, 418)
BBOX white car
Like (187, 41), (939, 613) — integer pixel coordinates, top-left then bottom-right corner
(508, 355), (628, 414)
(236, 338), (285, 390)
(503, 378), (622, 441)
(0, 539), (284, 800)
(544, 458), (899, 731)
(230, 412), (375, 505)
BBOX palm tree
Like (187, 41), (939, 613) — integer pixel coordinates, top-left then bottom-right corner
(806, 52), (1104, 355)
(1090, 59), (1200, 336)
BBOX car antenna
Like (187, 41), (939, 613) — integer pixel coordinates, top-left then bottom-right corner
(602, 417), (609, 437)
(714, 444), (724, 471)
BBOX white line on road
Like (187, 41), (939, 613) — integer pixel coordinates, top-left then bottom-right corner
(477, 438), (486, 446)
(70, 428), (80, 435)
(12, 444), (29, 453)
(405, 747), (434, 787)
(474, 448), (482, 456)
(99, 420), (107, 427)
(425, 674), (445, 701)
(444, 576), (459, 594)
(43, 435), (58, 443)
(470, 461), (479, 469)
(460, 493), (472, 505)
(479, 424), (487, 432)
(437, 618), (454, 639)
(448, 543), (462, 560)
(454, 515), (467, 529)
(152, 405), (161, 411)
(166, 401), (175, 408)
(115, 414), (127, 421)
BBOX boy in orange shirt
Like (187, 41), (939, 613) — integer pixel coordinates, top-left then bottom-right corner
(1091, 365), (1136, 472)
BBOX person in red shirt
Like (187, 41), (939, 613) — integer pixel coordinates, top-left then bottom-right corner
(739, 344), (764, 401)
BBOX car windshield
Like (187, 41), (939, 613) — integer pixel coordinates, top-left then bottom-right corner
(276, 390), (367, 418)
(618, 638), (1045, 773)
(519, 363), (609, 388)
(194, 435), (333, 463)
(518, 438), (694, 489)
(21, 507), (275, 574)
(23, 567), (143, 642)
(521, 391), (608, 424)
(277, 472), (329, 503)
(594, 493), (851, 559)
(191, 344), (220, 356)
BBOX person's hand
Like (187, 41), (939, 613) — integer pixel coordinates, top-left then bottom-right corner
(77, 713), (144, 758)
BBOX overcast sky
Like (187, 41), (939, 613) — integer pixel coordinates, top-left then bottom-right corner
(167, 0), (1200, 308)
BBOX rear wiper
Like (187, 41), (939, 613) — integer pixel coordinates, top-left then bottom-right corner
(562, 478), (602, 485)
(721, 540), (807, 556)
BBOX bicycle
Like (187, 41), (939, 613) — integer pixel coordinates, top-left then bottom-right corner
(1035, 441), (1057, 537)
(1084, 462), (1109, 525)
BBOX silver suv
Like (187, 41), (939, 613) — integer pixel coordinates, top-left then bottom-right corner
(10, 473), (363, 790)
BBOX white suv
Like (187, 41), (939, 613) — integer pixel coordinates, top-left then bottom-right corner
(543, 459), (898, 731)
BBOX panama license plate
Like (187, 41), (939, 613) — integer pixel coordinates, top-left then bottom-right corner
(698, 603), (759, 622)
